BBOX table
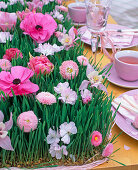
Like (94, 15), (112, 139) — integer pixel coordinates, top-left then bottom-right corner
(65, 1), (138, 168)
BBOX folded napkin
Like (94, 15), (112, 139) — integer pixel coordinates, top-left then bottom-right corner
(112, 94), (138, 122)
(81, 30), (134, 47)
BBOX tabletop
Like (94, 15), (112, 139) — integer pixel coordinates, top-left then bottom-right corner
(65, 0), (138, 168)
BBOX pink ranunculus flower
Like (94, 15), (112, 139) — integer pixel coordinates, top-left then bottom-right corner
(0, 66), (39, 97)
(3, 48), (23, 61)
(20, 13), (57, 43)
(36, 92), (56, 105)
(102, 143), (113, 157)
(17, 111), (38, 133)
(59, 60), (79, 80)
(90, 131), (102, 147)
(27, 0), (43, 10)
(0, 11), (17, 31)
(77, 55), (89, 66)
(0, 59), (12, 71)
(28, 55), (54, 75)
(0, 111), (14, 151)
(81, 89), (92, 104)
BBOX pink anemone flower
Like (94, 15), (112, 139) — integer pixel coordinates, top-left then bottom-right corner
(20, 13), (57, 43)
(0, 11), (17, 31)
(0, 111), (14, 151)
(90, 131), (102, 147)
(0, 66), (39, 97)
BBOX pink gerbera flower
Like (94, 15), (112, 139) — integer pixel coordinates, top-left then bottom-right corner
(90, 131), (102, 147)
(36, 92), (56, 105)
(17, 111), (38, 133)
(102, 143), (113, 157)
(0, 66), (39, 97)
(59, 60), (79, 80)
(20, 13), (57, 43)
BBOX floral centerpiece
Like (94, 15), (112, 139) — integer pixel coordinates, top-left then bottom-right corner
(0, 0), (120, 169)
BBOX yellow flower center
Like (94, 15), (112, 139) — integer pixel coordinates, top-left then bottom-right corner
(65, 38), (70, 43)
(93, 76), (99, 83)
(67, 67), (73, 74)
(5, 22), (9, 25)
(26, 119), (30, 123)
(95, 136), (98, 141)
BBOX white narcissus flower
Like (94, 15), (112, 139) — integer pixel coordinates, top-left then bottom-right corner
(87, 71), (103, 85)
(54, 82), (69, 94)
(49, 143), (68, 159)
(60, 34), (73, 46)
(46, 128), (60, 144)
(34, 43), (64, 56)
(60, 122), (77, 144)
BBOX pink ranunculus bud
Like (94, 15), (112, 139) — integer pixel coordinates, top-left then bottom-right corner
(3, 48), (23, 61)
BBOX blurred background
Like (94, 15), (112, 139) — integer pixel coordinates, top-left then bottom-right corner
(109, 0), (138, 28)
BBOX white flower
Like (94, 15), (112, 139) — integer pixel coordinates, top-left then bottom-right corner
(60, 122), (77, 144)
(52, 10), (64, 21)
(0, 122), (8, 139)
(54, 82), (69, 94)
(42, 0), (54, 5)
(0, 2), (7, 9)
(60, 34), (73, 46)
(8, 0), (18, 5)
(81, 89), (92, 104)
(58, 88), (77, 105)
(46, 128), (60, 144)
(87, 71), (103, 85)
(49, 143), (68, 159)
(34, 43), (64, 56)
(0, 32), (13, 43)
(58, 24), (67, 34)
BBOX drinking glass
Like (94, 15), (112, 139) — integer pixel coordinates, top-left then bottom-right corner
(85, 0), (112, 64)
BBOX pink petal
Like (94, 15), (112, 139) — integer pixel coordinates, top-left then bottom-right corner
(97, 84), (108, 95)
(79, 80), (90, 91)
(5, 112), (13, 131)
(86, 64), (95, 76)
(0, 136), (14, 151)
(11, 66), (34, 82)
(124, 145), (130, 150)
(69, 27), (75, 40)
(0, 110), (4, 122)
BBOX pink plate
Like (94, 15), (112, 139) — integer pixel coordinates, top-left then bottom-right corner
(104, 63), (138, 89)
(78, 24), (138, 49)
(112, 89), (138, 140)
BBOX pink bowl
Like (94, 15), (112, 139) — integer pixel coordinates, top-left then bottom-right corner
(68, 3), (86, 23)
(114, 50), (138, 81)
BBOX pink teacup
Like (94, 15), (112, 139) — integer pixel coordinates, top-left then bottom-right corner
(114, 50), (138, 81)
(68, 3), (86, 23)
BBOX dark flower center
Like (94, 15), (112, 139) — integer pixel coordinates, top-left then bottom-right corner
(13, 78), (21, 85)
(35, 25), (43, 31)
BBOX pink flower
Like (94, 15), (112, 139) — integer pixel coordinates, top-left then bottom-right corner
(59, 88), (77, 105)
(133, 116), (138, 129)
(0, 11), (17, 31)
(102, 143), (113, 157)
(17, 111), (38, 133)
(56, 0), (62, 4)
(36, 92), (56, 105)
(90, 131), (102, 147)
(60, 60), (79, 80)
(27, 0), (43, 10)
(28, 55), (54, 75)
(77, 56), (89, 66)
(81, 89), (92, 104)
(0, 59), (12, 71)
(16, 8), (35, 21)
(54, 82), (69, 94)
(3, 48), (23, 61)
(20, 13), (57, 43)
(56, 5), (68, 12)
(0, 66), (39, 97)
(0, 111), (14, 151)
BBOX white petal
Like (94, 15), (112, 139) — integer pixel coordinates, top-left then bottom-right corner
(0, 131), (8, 138)
(0, 122), (5, 131)
(61, 134), (70, 144)
(56, 151), (62, 159)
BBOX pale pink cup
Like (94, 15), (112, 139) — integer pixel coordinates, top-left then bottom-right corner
(114, 50), (138, 81)
(68, 3), (86, 23)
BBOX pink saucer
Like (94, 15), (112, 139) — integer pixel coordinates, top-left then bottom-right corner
(104, 63), (138, 89)
(112, 89), (138, 140)
(78, 24), (138, 49)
